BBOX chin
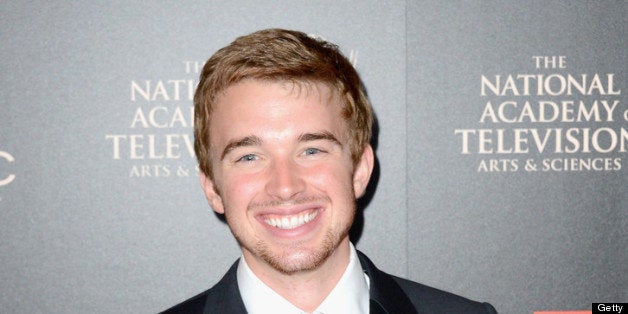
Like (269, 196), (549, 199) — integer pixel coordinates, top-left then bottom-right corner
(257, 232), (338, 274)
(261, 251), (331, 274)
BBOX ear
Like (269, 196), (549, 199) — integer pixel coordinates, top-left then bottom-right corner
(353, 144), (374, 198)
(199, 171), (225, 214)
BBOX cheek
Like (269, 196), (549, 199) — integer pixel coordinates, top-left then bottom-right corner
(310, 166), (357, 227)
(307, 162), (355, 195)
(220, 174), (263, 209)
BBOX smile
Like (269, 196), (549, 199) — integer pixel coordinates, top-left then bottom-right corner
(263, 209), (319, 230)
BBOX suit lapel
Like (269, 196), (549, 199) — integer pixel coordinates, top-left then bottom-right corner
(358, 251), (418, 314)
(369, 298), (388, 314)
(202, 260), (248, 314)
(204, 253), (417, 314)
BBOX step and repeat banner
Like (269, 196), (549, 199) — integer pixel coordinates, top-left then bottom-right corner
(1, 1), (625, 313)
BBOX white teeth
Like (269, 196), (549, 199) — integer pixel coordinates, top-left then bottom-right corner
(265, 210), (318, 229)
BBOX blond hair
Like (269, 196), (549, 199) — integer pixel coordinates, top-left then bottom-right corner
(194, 28), (373, 178)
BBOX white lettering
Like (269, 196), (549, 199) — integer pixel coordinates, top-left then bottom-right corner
(130, 80), (196, 101)
(0, 151), (16, 186)
(480, 74), (619, 96)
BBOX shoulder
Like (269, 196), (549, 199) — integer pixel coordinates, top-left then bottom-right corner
(357, 250), (496, 314)
(160, 289), (210, 314)
(160, 260), (246, 314)
(391, 275), (498, 314)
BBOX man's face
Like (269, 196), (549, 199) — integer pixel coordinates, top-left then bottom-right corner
(201, 79), (373, 275)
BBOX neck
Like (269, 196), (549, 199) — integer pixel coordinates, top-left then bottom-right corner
(243, 238), (352, 312)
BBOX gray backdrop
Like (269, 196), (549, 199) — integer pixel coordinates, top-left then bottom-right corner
(1, 1), (625, 313)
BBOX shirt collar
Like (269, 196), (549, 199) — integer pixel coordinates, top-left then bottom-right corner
(237, 243), (370, 314)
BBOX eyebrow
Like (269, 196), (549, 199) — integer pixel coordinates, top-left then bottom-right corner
(298, 132), (342, 147)
(220, 136), (262, 160)
(219, 131), (342, 161)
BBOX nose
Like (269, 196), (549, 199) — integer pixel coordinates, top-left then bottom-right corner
(265, 159), (306, 201)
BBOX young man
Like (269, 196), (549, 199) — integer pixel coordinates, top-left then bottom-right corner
(163, 29), (497, 314)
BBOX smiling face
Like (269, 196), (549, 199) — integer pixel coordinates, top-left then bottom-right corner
(200, 79), (373, 275)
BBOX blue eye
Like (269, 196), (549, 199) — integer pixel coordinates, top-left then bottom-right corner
(304, 148), (322, 155)
(237, 154), (258, 162)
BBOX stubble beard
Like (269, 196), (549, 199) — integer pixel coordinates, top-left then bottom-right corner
(256, 229), (339, 274)
(226, 193), (357, 275)
(229, 205), (355, 275)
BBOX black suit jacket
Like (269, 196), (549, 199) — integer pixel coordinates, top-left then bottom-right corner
(161, 251), (497, 313)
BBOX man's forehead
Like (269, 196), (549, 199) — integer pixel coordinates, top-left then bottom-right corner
(208, 79), (348, 140)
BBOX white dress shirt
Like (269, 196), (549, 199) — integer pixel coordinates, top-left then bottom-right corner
(237, 243), (370, 314)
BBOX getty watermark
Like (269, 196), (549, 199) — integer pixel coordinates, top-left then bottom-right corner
(594, 303), (627, 314)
